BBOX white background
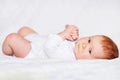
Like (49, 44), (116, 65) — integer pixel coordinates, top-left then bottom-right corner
(0, 0), (120, 49)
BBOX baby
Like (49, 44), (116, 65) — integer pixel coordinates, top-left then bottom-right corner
(2, 25), (119, 60)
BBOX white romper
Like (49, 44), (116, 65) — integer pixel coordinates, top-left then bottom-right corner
(24, 34), (76, 60)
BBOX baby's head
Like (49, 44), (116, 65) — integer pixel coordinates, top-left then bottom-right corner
(74, 35), (119, 60)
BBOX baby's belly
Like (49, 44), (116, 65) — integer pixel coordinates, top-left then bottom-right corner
(24, 34), (48, 59)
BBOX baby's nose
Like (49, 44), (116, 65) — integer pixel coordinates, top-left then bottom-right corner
(82, 43), (86, 49)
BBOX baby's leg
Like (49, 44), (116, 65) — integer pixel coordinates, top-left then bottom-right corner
(2, 33), (31, 58)
(18, 26), (37, 37)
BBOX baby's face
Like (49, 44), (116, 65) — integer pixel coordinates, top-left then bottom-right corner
(74, 35), (105, 60)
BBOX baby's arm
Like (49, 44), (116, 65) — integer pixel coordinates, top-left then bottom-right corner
(44, 25), (79, 58)
(58, 25), (79, 41)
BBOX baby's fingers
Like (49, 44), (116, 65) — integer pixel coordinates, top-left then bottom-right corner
(72, 35), (79, 40)
(70, 32), (79, 40)
(66, 35), (74, 41)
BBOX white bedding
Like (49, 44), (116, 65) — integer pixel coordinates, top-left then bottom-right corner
(0, 0), (120, 80)
(0, 53), (120, 80)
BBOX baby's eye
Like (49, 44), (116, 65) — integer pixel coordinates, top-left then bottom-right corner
(89, 48), (92, 54)
(88, 38), (91, 43)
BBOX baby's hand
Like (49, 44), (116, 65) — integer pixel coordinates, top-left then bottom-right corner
(65, 25), (79, 41)
(58, 24), (79, 41)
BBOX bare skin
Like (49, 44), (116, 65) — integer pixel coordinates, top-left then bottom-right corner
(2, 26), (37, 58)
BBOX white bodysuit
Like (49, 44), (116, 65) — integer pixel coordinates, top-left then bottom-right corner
(24, 34), (76, 60)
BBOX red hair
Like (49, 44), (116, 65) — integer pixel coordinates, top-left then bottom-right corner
(100, 35), (119, 59)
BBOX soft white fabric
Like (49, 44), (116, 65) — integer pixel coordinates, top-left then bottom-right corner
(44, 34), (76, 60)
(24, 34), (48, 59)
(25, 34), (76, 60)
(0, 55), (120, 80)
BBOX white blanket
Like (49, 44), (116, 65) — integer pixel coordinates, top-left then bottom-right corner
(0, 53), (120, 80)
(0, 0), (120, 80)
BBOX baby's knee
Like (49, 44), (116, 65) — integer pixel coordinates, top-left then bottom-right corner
(5, 33), (19, 41)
